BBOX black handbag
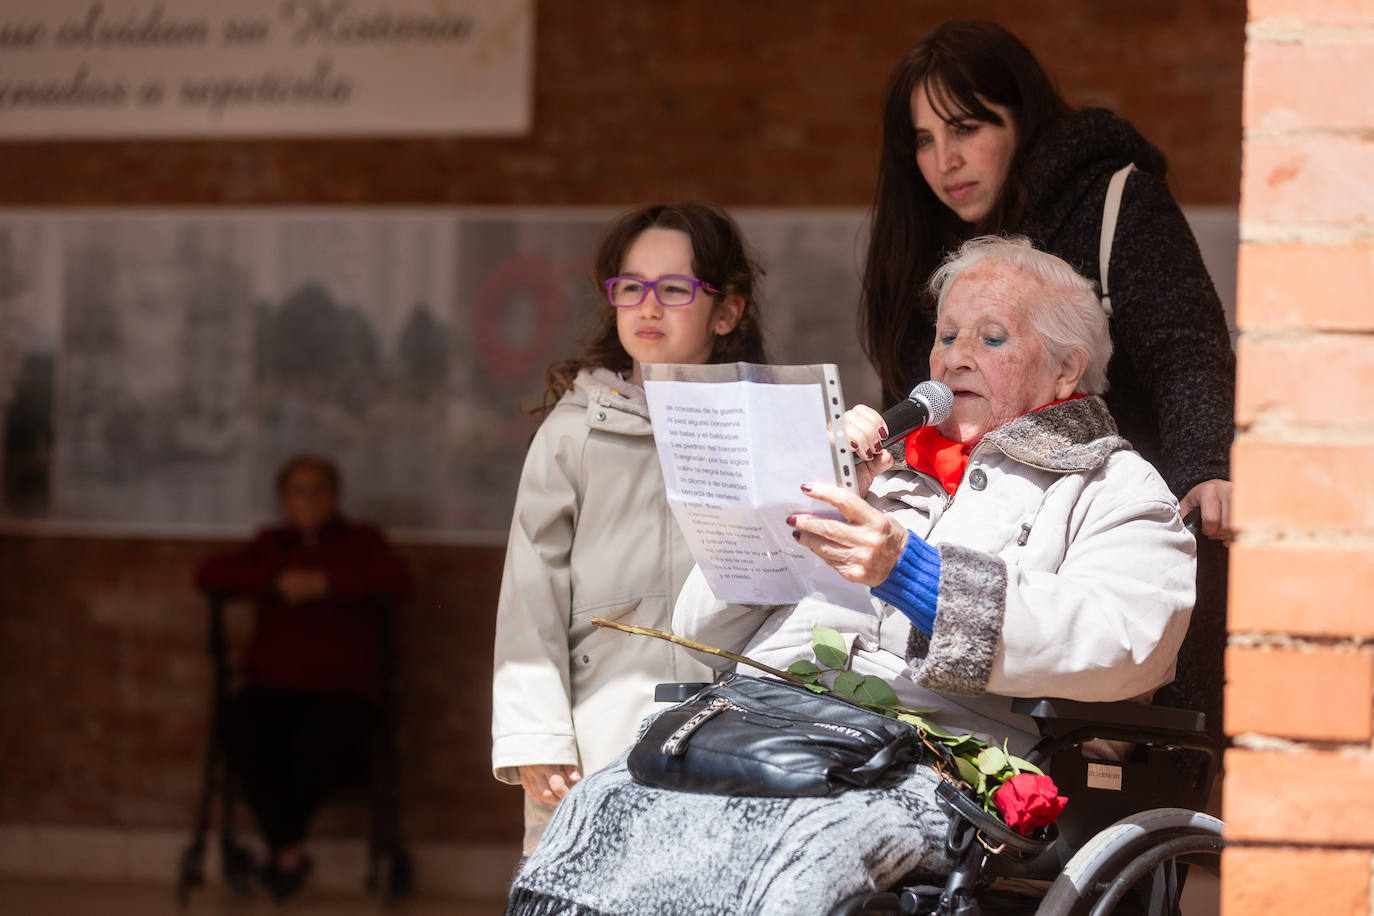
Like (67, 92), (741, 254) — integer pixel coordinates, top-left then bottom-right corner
(627, 672), (922, 798)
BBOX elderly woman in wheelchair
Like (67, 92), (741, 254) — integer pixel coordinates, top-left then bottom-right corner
(506, 236), (1219, 916)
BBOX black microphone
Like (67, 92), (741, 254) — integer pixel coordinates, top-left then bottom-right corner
(878, 381), (954, 449)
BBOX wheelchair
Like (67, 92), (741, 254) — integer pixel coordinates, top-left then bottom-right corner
(829, 694), (1222, 915)
(175, 590), (414, 906)
(646, 681), (1221, 916)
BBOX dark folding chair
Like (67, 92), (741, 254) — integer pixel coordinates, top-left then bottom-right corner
(175, 590), (413, 905)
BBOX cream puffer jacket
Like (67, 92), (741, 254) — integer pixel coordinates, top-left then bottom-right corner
(673, 397), (1196, 753)
(492, 368), (712, 784)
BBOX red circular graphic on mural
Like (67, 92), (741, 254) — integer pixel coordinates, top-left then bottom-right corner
(471, 253), (568, 382)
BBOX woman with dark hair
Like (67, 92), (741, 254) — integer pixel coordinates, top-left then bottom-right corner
(861, 23), (1233, 737)
(861, 20), (1234, 542)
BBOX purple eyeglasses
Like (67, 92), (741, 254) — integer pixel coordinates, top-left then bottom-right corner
(604, 275), (721, 308)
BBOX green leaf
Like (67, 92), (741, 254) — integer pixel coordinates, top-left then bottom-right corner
(831, 671), (864, 700)
(943, 736), (984, 757)
(811, 626), (849, 670)
(897, 713), (956, 738)
(953, 755), (982, 787)
(787, 660), (822, 683)
(812, 624), (844, 644)
(852, 675), (900, 710)
(894, 705), (943, 716)
(976, 746), (1008, 776)
(1006, 755), (1043, 775)
(803, 683), (828, 694)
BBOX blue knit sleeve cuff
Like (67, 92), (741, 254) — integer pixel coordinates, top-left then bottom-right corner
(871, 532), (941, 636)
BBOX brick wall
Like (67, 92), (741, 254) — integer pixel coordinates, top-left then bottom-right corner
(1222, 0), (1374, 913)
(0, 0), (1247, 850)
(0, 0), (1244, 207)
(0, 534), (518, 843)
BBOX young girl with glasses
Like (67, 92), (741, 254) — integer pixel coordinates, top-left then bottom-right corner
(491, 201), (768, 854)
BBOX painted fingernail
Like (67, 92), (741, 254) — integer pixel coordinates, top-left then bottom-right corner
(849, 440), (859, 451)
(800, 483), (813, 493)
(792, 530), (801, 541)
(786, 515), (797, 526)
(878, 427), (888, 438)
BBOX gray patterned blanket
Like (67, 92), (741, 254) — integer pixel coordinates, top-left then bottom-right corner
(504, 753), (953, 915)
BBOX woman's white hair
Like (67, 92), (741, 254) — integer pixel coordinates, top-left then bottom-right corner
(927, 235), (1113, 395)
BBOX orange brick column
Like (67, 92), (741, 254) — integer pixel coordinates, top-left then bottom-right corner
(1222, 1), (1374, 913)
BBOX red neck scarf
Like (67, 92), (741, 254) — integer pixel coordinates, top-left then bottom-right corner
(904, 394), (1086, 495)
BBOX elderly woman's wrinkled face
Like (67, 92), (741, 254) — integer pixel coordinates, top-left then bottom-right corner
(929, 263), (1079, 445)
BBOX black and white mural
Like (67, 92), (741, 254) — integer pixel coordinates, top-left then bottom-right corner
(0, 206), (1235, 541)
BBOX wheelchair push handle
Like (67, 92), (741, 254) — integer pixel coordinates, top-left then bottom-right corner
(1182, 508), (1202, 539)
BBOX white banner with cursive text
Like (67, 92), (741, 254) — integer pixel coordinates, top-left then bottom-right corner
(0, 0), (533, 138)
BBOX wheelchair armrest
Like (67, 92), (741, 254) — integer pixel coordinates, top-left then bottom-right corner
(654, 682), (711, 703)
(1010, 697), (1206, 736)
(1012, 696), (1220, 787)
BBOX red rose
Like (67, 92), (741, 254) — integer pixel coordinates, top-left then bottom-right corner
(992, 773), (1068, 835)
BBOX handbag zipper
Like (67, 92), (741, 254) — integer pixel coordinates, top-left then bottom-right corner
(660, 696), (734, 756)
(659, 692), (878, 758)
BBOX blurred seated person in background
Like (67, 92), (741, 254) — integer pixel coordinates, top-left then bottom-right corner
(195, 454), (412, 901)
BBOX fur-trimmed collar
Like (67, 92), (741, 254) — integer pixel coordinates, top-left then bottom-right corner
(981, 395), (1130, 473)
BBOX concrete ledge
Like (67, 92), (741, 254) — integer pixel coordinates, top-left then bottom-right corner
(0, 826), (520, 899)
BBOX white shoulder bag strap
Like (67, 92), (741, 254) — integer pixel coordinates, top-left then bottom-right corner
(1098, 163), (1137, 316)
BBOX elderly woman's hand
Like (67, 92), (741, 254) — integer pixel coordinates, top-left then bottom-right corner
(788, 481), (909, 587)
(839, 405), (896, 497)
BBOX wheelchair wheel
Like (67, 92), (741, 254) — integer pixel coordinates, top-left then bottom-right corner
(1035, 808), (1222, 916)
(828, 889), (903, 914)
